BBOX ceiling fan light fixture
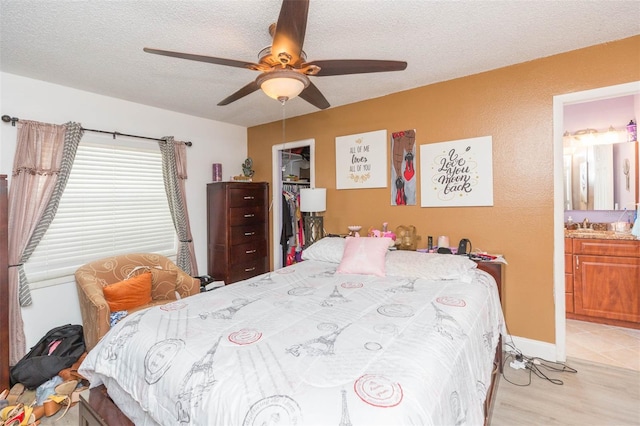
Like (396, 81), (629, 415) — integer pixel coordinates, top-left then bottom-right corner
(257, 70), (309, 102)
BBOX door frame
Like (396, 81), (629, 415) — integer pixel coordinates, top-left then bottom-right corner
(271, 138), (315, 270)
(553, 80), (640, 362)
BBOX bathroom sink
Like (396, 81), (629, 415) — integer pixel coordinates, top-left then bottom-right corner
(567, 229), (611, 235)
(565, 228), (636, 240)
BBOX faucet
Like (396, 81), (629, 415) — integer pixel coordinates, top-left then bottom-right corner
(582, 218), (590, 229)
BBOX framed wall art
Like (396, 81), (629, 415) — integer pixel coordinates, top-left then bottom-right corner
(335, 129), (387, 190)
(420, 136), (494, 207)
(390, 129), (417, 205)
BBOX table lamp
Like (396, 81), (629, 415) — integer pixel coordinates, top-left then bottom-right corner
(300, 188), (326, 246)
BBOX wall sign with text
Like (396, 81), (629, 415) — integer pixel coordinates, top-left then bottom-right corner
(420, 136), (493, 207)
(335, 129), (388, 190)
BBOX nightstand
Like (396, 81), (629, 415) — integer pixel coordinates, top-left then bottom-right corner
(79, 386), (133, 426)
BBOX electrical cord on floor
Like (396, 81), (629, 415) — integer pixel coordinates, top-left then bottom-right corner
(523, 354), (577, 385)
(501, 332), (577, 387)
(502, 351), (534, 387)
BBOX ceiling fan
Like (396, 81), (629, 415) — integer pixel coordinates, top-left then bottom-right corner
(143, 0), (407, 110)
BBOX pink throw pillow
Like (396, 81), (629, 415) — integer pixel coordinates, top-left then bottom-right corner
(336, 237), (392, 276)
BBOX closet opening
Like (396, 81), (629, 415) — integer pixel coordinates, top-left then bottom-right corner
(271, 139), (315, 270)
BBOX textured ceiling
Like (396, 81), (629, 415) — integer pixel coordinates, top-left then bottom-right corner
(1, 1), (639, 128)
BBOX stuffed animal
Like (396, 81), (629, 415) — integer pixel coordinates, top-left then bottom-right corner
(367, 225), (396, 245)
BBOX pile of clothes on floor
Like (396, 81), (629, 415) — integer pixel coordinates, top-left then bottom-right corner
(1, 324), (87, 425)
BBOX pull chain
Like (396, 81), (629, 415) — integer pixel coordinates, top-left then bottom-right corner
(281, 98), (287, 144)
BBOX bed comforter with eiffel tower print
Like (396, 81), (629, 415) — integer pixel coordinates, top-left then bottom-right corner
(80, 255), (504, 425)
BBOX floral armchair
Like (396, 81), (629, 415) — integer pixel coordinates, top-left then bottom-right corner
(75, 253), (200, 351)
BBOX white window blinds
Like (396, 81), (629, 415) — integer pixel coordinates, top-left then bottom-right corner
(25, 137), (177, 288)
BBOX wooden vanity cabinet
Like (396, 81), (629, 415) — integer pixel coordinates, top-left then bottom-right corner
(564, 238), (574, 314)
(569, 238), (640, 327)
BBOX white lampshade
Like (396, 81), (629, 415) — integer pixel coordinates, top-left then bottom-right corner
(257, 70), (309, 101)
(300, 188), (326, 213)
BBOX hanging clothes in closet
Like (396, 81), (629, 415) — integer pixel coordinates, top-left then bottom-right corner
(281, 183), (307, 266)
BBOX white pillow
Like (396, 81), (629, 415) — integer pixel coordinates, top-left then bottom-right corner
(336, 237), (392, 277)
(385, 251), (477, 281)
(301, 237), (345, 263)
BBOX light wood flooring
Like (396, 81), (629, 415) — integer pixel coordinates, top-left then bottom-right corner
(41, 357), (639, 426)
(492, 356), (640, 425)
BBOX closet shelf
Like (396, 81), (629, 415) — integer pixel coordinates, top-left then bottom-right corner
(282, 180), (309, 185)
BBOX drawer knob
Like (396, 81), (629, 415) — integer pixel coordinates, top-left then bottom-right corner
(245, 267), (256, 272)
(244, 213), (255, 218)
(244, 231), (256, 236)
(246, 249), (257, 254)
(243, 196), (255, 200)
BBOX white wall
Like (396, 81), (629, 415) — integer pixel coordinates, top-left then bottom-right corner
(0, 72), (247, 347)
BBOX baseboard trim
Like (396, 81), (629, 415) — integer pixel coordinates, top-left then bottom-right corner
(503, 335), (557, 361)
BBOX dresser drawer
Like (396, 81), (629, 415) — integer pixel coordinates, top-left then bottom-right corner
(230, 224), (266, 244)
(229, 187), (267, 208)
(230, 206), (267, 226)
(229, 258), (268, 282)
(230, 241), (267, 264)
(572, 238), (640, 257)
(565, 273), (573, 293)
(565, 293), (574, 313)
(564, 254), (573, 274)
(564, 238), (572, 254)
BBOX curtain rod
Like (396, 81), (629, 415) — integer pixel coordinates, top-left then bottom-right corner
(1, 114), (193, 147)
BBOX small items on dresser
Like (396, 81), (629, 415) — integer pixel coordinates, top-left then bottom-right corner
(347, 225), (361, 237)
(395, 225), (419, 250)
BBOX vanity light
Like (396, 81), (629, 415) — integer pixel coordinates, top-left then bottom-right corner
(605, 125), (620, 144)
(573, 128), (598, 146)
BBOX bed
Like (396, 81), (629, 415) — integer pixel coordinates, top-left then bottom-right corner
(79, 237), (505, 425)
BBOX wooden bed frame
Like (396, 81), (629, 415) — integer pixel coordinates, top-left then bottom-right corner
(80, 261), (505, 425)
(476, 261), (504, 426)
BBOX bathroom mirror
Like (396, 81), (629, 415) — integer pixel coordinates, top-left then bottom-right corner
(563, 141), (638, 210)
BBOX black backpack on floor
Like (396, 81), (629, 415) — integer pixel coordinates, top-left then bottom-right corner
(10, 324), (85, 389)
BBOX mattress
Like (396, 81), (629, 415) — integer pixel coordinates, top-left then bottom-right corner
(80, 254), (504, 425)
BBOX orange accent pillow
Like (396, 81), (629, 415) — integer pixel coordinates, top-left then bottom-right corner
(103, 272), (153, 312)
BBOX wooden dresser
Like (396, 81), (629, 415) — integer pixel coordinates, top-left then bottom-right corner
(207, 182), (269, 285)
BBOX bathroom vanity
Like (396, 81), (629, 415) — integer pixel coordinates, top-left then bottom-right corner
(565, 232), (639, 329)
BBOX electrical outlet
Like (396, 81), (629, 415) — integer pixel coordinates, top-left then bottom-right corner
(509, 360), (526, 370)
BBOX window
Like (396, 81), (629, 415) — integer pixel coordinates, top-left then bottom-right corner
(25, 136), (177, 288)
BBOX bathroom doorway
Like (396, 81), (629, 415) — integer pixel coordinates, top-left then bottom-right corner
(553, 81), (640, 362)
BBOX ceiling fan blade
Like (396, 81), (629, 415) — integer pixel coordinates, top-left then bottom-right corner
(298, 81), (330, 110)
(271, 0), (309, 66)
(217, 81), (261, 106)
(305, 59), (407, 76)
(144, 47), (260, 70)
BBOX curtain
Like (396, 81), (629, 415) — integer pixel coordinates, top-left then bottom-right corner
(7, 121), (83, 363)
(159, 137), (198, 275)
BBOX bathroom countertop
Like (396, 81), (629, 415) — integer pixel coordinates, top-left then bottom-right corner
(564, 229), (638, 240)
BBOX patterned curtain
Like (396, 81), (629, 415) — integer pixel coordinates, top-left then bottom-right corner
(159, 137), (198, 275)
(7, 121), (83, 363)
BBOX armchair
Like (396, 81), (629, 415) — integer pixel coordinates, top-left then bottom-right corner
(75, 253), (200, 351)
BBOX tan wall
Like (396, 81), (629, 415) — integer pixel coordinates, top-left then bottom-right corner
(248, 35), (640, 344)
